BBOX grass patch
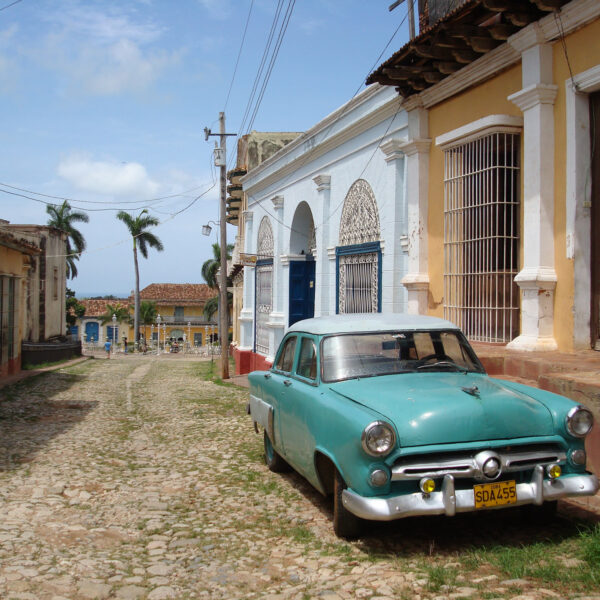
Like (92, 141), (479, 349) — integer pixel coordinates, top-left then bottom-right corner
(22, 357), (80, 370)
(424, 564), (457, 593)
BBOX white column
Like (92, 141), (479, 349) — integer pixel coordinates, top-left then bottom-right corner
(313, 174), (331, 316)
(507, 36), (558, 351)
(400, 101), (431, 314)
(239, 210), (254, 351)
(380, 140), (408, 312)
(268, 196), (286, 360)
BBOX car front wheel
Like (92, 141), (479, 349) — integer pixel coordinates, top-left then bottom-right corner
(333, 469), (363, 539)
(263, 431), (289, 473)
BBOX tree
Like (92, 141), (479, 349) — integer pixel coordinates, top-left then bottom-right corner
(201, 242), (233, 323)
(100, 303), (131, 325)
(139, 300), (157, 345)
(116, 209), (164, 349)
(66, 288), (85, 332)
(46, 200), (89, 279)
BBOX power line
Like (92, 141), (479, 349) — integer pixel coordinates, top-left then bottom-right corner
(0, 0), (22, 12)
(224, 0), (255, 112)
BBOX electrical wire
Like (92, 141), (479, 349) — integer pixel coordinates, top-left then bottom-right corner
(223, 0), (255, 112)
(0, 0), (22, 12)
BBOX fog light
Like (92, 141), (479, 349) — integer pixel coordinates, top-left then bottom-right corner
(369, 469), (389, 487)
(547, 464), (562, 479)
(419, 478), (436, 494)
(571, 449), (586, 465)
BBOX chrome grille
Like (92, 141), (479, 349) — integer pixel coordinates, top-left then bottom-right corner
(392, 444), (566, 483)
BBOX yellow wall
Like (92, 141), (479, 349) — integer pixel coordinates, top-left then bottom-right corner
(426, 65), (523, 318)
(0, 245), (26, 276)
(551, 18), (600, 350)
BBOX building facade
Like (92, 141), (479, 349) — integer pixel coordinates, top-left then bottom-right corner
(232, 85), (410, 373)
(368, 0), (600, 353)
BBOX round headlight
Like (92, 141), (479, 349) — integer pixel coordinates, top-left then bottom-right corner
(566, 406), (594, 438)
(482, 456), (501, 479)
(570, 449), (587, 465)
(361, 421), (396, 457)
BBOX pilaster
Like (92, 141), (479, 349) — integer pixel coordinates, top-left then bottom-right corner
(399, 106), (431, 315)
(313, 175), (331, 316)
(507, 42), (558, 351)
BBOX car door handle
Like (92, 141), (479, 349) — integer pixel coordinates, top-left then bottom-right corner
(283, 379), (292, 387)
(264, 373), (271, 379)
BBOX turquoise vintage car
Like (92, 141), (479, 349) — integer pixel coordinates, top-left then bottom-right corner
(248, 314), (598, 538)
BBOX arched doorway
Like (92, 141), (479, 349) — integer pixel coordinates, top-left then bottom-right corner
(289, 202), (316, 326)
(337, 179), (381, 313)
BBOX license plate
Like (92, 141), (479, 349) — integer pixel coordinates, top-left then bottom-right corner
(473, 480), (517, 509)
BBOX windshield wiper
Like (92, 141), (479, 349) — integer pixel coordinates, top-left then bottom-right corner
(417, 361), (468, 373)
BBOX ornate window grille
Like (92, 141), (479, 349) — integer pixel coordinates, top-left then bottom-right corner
(255, 217), (273, 355)
(443, 132), (520, 343)
(337, 180), (381, 313)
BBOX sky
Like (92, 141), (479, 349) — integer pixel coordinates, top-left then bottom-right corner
(0, 0), (412, 298)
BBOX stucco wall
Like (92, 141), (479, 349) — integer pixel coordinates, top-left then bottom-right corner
(426, 65), (523, 319)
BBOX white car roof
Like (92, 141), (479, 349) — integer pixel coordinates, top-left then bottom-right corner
(287, 313), (460, 336)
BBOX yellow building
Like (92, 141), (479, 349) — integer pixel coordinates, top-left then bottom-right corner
(368, 0), (600, 354)
(0, 228), (41, 376)
(132, 283), (220, 347)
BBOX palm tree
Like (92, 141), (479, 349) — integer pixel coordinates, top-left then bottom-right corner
(139, 300), (157, 346)
(201, 242), (234, 326)
(46, 201), (89, 279)
(117, 209), (164, 349)
(100, 303), (131, 325)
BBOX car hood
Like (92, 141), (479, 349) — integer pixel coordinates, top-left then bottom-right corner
(328, 373), (554, 446)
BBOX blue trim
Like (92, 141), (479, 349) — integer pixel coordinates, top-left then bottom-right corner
(335, 241), (382, 314)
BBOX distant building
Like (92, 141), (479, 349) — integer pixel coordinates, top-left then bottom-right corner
(133, 283), (219, 346)
(75, 298), (131, 345)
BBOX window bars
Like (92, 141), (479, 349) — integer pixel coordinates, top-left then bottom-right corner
(338, 252), (379, 314)
(255, 264), (272, 355)
(443, 132), (520, 343)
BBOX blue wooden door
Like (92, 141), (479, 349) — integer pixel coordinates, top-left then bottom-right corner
(289, 260), (315, 326)
(85, 321), (99, 342)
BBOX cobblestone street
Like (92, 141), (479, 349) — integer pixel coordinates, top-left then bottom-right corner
(0, 356), (599, 600)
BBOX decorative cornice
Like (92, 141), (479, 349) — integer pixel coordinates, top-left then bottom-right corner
(327, 247), (336, 260)
(313, 174), (331, 192)
(436, 115), (523, 149)
(280, 254), (308, 266)
(569, 63), (600, 92)
(401, 273), (430, 290)
(514, 267), (558, 289)
(398, 138), (431, 157)
(271, 195), (284, 211)
(508, 84), (558, 111)
(242, 93), (404, 196)
(401, 96), (424, 112)
(243, 210), (253, 224)
(380, 139), (407, 162)
(267, 312), (286, 328)
(508, 23), (547, 54)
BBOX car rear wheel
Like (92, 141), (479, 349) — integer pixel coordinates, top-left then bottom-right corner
(333, 469), (363, 539)
(263, 431), (289, 473)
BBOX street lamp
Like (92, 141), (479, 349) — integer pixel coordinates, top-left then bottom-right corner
(187, 321), (191, 353)
(156, 314), (161, 355)
(151, 324), (154, 351)
(202, 221), (219, 237)
(163, 323), (167, 351)
(112, 314), (116, 354)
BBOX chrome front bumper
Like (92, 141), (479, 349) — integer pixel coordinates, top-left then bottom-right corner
(342, 466), (599, 521)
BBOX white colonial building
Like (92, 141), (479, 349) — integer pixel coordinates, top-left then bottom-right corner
(233, 85), (411, 372)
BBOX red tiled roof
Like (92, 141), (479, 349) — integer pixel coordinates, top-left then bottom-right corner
(0, 229), (41, 255)
(79, 299), (131, 317)
(136, 283), (217, 303)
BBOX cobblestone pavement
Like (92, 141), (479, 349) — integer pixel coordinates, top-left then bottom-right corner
(1, 357), (599, 600)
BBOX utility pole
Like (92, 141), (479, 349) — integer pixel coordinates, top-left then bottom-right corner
(204, 113), (237, 380)
(218, 112), (229, 380)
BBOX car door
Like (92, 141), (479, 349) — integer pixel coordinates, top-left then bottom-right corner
(269, 334), (298, 453)
(278, 335), (319, 476)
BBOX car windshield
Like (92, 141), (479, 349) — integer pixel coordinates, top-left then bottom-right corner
(321, 330), (484, 382)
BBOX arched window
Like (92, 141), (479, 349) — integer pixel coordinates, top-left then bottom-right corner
(337, 180), (381, 314)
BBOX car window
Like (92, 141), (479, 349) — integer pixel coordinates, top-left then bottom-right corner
(274, 336), (296, 373)
(321, 330), (484, 382)
(296, 337), (317, 380)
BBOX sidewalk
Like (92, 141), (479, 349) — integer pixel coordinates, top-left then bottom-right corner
(0, 356), (91, 392)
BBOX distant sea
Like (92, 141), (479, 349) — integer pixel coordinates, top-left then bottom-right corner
(75, 292), (131, 299)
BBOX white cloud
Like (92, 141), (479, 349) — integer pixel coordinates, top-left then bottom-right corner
(57, 155), (160, 198)
(298, 18), (325, 35)
(197, 0), (232, 20)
